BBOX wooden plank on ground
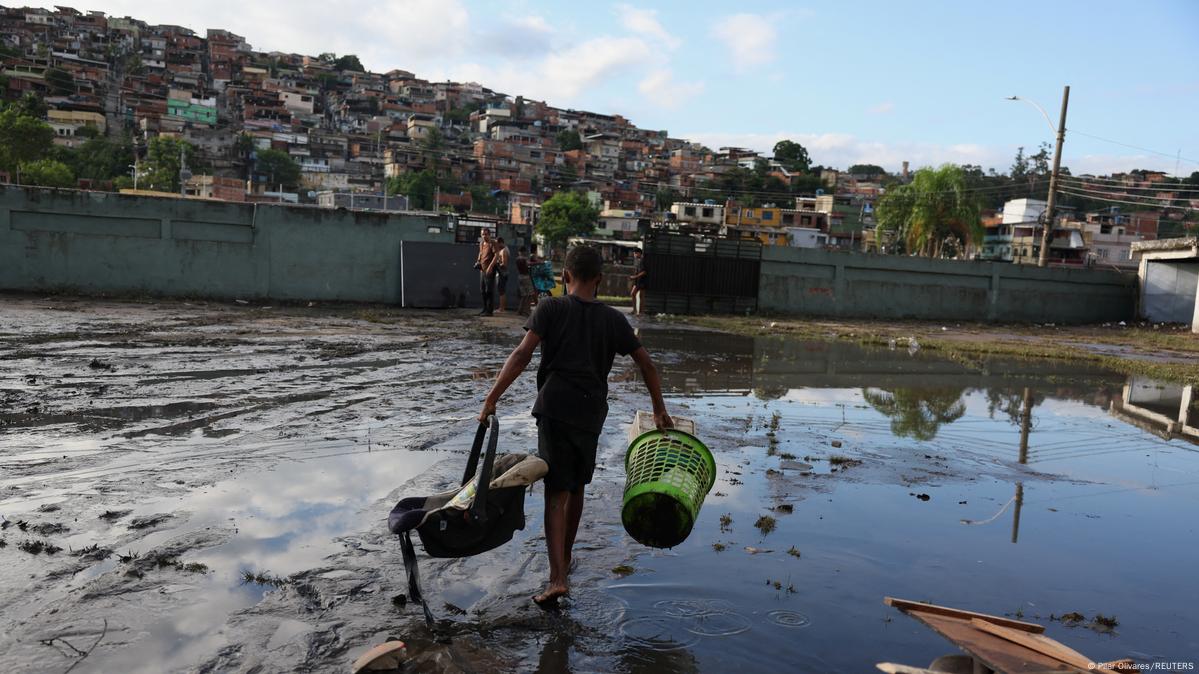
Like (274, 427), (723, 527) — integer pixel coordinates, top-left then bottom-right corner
(883, 597), (1045, 633)
(910, 612), (1076, 674)
(970, 619), (1093, 670)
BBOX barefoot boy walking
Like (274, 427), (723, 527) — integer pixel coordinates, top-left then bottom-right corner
(478, 245), (673, 606)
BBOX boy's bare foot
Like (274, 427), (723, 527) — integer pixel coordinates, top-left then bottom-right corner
(532, 582), (569, 608)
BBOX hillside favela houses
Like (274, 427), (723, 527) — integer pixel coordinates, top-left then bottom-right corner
(0, 5), (1196, 262)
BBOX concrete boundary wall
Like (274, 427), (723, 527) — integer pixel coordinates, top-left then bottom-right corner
(0, 186), (473, 304)
(758, 246), (1136, 323)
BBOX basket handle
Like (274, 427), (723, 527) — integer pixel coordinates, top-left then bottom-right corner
(466, 415), (498, 525)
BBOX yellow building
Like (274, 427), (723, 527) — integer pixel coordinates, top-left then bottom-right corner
(47, 110), (107, 147)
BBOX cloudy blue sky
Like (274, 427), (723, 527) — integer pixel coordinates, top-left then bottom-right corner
(28, 0), (1199, 175)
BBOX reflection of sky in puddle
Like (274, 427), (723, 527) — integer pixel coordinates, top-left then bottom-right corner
(615, 331), (1199, 671)
(73, 448), (442, 673)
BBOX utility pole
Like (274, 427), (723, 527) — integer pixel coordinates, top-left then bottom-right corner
(1037, 85), (1070, 267)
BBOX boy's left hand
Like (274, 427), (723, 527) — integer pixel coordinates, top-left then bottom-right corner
(478, 400), (497, 423)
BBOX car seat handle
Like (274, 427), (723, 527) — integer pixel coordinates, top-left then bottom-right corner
(468, 415), (499, 524)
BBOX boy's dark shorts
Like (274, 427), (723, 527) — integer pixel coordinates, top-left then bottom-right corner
(497, 273), (509, 293)
(537, 417), (599, 492)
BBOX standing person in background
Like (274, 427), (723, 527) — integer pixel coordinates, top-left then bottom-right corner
(516, 246), (534, 316)
(495, 237), (511, 314)
(476, 229), (497, 316)
(629, 248), (647, 316)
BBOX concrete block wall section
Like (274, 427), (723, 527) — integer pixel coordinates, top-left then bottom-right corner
(0, 186), (462, 303)
(758, 246), (1136, 324)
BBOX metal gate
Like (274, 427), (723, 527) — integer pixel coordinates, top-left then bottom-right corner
(641, 232), (761, 314)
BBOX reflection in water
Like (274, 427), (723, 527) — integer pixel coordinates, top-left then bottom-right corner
(860, 387), (967, 441)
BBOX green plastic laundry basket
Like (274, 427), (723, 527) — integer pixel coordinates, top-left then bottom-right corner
(621, 429), (716, 548)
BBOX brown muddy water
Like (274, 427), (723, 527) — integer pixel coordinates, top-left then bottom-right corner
(1, 295), (1196, 673)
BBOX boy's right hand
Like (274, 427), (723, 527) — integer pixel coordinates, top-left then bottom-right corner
(653, 411), (674, 430)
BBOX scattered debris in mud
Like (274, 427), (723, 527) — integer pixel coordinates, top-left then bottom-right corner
(127, 513), (173, 530)
(98, 509), (131, 522)
(744, 546), (772, 554)
(17, 539), (63, 555)
(909, 492), (931, 501)
(241, 570), (291, 588)
(71, 544), (113, 562)
(828, 455), (862, 468)
(774, 504), (794, 514)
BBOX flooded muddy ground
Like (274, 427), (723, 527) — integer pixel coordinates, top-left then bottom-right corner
(1, 294), (1196, 673)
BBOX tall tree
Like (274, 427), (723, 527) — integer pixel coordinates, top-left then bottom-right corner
(537, 191), (598, 248)
(254, 148), (301, 189)
(0, 107), (55, 173)
(875, 164), (983, 257)
(556, 129), (582, 152)
(387, 168), (438, 210)
(333, 54), (365, 72)
(772, 139), (811, 172)
(141, 136), (199, 192)
(19, 159), (75, 188)
(71, 134), (134, 182)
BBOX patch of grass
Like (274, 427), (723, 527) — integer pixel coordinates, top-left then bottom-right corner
(611, 565), (635, 577)
(712, 542), (726, 552)
(779, 452), (797, 460)
(17, 539), (62, 555)
(71, 544), (112, 561)
(117, 550), (140, 563)
(754, 515), (777, 535)
(668, 314), (1199, 384)
(828, 455), (862, 467)
(787, 546), (801, 558)
(598, 295), (633, 307)
(1092, 614), (1119, 629)
(769, 411), (781, 432)
(241, 570), (290, 587)
(719, 513), (733, 532)
(1055, 611), (1086, 624)
(98, 509), (131, 522)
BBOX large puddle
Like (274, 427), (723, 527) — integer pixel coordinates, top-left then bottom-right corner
(0, 297), (1196, 672)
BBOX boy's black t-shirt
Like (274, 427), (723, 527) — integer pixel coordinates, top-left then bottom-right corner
(525, 294), (641, 435)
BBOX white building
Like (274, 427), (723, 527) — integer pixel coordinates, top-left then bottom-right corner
(670, 202), (725, 226)
(1002, 198), (1047, 226)
(786, 227), (828, 248)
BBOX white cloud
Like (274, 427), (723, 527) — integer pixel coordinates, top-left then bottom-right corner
(448, 36), (655, 103)
(869, 101), (895, 115)
(711, 13), (778, 69)
(638, 69), (705, 109)
(617, 4), (681, 50)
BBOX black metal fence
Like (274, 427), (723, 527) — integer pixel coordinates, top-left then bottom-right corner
(641, 233), (762, 314)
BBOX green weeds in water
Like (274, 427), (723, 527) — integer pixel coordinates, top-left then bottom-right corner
(241, 570), (290, 587)
(611, 565), (635, 577)
(712, 542), (726, 552)
(779, 452), (797, 460)
(828, 456), (862, 467)
(719, 513), (733, 533)
(787, 546), (801, 558)
(754, 515), (777, 535)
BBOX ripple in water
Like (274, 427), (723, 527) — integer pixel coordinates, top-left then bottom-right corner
(765, 609), (811, 628)
(653, 599), (737, 619)
(620, 616), (702, 651)
(686, 611), (752, 637)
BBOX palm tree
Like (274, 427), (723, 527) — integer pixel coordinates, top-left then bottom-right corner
(876, 164), (983, 257)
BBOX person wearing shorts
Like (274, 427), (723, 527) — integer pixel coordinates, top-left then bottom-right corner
(494, 237), (510, 313)
(479, 245), (673, 607)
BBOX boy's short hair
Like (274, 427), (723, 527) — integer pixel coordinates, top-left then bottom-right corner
(497, 237), (505, 243)
(565, 245), (603, 282)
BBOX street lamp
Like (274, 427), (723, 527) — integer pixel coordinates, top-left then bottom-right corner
(1005, 87), (1070, 267)
(1005, 96), (1057, 137)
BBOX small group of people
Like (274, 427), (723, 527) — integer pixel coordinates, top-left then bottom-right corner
(476, 228), (540, 317)
(475, 228), (511, 316)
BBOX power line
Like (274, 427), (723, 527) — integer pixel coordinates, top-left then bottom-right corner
(1056, 174), (1199, 192)
(1054, 187), (1198, 212)
(1055, 181), (1199, 203)
(1066, 128), (1199, 166)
